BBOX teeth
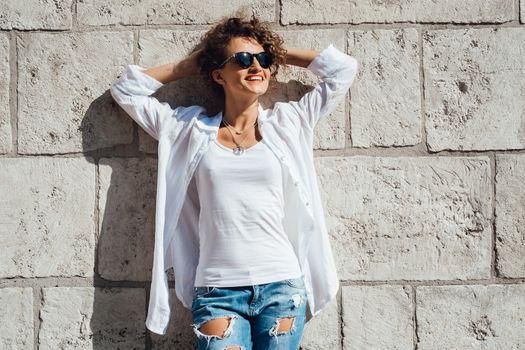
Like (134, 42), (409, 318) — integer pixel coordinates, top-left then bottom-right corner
(246, 76), (263, 81)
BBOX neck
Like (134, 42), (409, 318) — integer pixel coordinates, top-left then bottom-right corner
(222, 95), (259, 129)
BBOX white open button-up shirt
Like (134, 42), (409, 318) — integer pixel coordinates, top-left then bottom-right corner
(110, 44), (358, 335)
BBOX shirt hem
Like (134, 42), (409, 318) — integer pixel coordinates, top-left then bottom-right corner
(195, 272), (304, 287)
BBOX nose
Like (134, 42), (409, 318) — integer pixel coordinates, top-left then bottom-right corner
(250, 56), (265, 70)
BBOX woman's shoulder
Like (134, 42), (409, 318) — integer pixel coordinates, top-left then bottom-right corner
(165, 104), (222, 130)
(169, 104), (210, 120)
(258, 101), (308, 132)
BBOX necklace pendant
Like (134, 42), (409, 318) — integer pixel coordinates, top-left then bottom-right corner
(233, 145), (244, 155)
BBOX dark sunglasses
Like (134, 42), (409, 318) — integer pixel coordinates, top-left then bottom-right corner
(217, 51), (273, 69)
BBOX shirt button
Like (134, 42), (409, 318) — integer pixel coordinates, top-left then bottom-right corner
(305, 201), (310, 206)
(294, 181), (299, 186)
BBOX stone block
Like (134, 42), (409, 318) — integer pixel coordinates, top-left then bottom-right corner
(39, 287), (145, 349)
(78, 0), (274, 26)
(17, 31), (134, 154)
(77, 0), (148, 26)
(315, 156), (492, 280)
(348, 28), (421, 148)
(0, 0), (72, 30)
(98, 158), (157, 281)
(495, 154), (525, 277)
(417, 284), (525, 349)
(0, 157), (95, 278)
(281, 0), (514, 25)
(0, 288), (33, 349)
(423, 28), (525, 151)
(342, 285), (413, 349)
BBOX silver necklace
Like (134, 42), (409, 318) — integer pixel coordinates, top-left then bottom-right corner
(221, 113), (259, 155)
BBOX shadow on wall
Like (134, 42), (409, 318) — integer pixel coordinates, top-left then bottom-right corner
(80, 72), (313, 348)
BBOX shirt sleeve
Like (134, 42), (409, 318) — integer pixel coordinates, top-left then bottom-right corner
(288, 44), (359, 131)
(110, 64), (173, 141)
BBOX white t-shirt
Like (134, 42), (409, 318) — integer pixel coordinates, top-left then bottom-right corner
(193, 136), (303, 287)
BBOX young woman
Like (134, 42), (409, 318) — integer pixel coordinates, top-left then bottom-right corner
(110, 13), (358, 350)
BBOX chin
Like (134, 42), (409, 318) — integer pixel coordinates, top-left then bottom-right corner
(254, 88), (269, 95)
(229, 84), (269, 98)
(249, 84), (269, 95)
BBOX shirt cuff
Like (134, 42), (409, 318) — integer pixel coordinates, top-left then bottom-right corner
(124, 64), (165, 94)
(306, 44), (356, 78)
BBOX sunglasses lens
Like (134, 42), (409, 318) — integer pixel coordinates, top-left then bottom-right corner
(235, 52), (253, 68)
(257, 53), (272, 68)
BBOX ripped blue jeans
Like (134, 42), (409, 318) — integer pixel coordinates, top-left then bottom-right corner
(191, 276), (307, 350)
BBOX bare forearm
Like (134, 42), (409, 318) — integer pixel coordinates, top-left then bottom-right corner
(143, 48), (202, 84)
(284, 47), (321, 68)
(142, 61), (191, 84)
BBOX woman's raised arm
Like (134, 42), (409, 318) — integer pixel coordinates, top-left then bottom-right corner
(283, 45), (359, 130)
(284, 47), (321, 68)
(143, 48), (202, 84)
(110, 48), (204, 140)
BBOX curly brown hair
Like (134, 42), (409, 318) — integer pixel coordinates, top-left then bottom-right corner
(195, 11), (287, 98)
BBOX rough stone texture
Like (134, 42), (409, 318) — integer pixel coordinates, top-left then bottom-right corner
(417, 284), (525, 349)
(348, 28), (421, 148)
(281, 0), (515, 25)
(315, 156), (492, 280)
(495, 154), (525, 278)
(0, 34), (11, 154)
(78, 1), (274, 26)
(17, 31), (134, 154)
(0, 157), (95, 278)
(423, 28), (525, 152)
(0, 288), (33, 350)
(269, 29), (348, 150)
(522, 0), (525, 24)
(150, 289), (195, 349)
(301, 298), (340, 349)
(77, 0), (146, 26)
(98, 158), (156, 281)
(342, 285), (413, 349)
(0, 0), (72, 30)
(2, 1), (525, 349)
(39, 287), (145, 349)
(137, 29), (218, 153)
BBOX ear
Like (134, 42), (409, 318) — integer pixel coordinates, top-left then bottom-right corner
(211, 69), (225, 86)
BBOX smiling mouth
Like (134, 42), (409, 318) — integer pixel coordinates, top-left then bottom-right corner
(245, 76), (264, 81)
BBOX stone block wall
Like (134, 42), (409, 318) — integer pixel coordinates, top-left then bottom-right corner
(1, 1), (524, 349)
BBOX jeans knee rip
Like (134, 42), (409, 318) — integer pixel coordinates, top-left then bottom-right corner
(191, 315), (238, 348)
(269, 316), (296, 341)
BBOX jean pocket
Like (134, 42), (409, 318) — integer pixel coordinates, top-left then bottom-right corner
(283, 276), (305, 289)
(194, 286), (218, 298)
